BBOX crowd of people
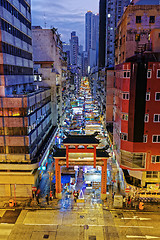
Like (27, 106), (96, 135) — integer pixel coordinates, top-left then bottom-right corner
(123, 195), (144, 210)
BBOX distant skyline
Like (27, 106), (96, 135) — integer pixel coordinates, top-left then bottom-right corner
(31, 0), (99, 47)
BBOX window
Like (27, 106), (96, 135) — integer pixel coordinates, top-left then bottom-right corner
(154, 114), (160, 122)
(127, 71), (130, 77)
(135, 34), (140, 41)
(149, 16), (155, 23)
(122, 114), (128, 121)
(146, 92), (150, 101)
(1, 19), (31, 45)
(151, 156), (160, 163)
(136, 16), (141, 23)
(155, 92), (160, 101)
(0, 0), (31, 29)
(152, 135), (160, 143)
(157, 69), (160, 78)
(146, 171), (158, 178)
(124, 71), (130, 78)
(143, 135), (147, 143)
(122, 93), (129, 100)
(121, 133), (128, 141)
(144, 114), (149, 122)
(147, 70), (152, 78)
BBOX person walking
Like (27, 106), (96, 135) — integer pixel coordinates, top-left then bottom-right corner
(123, 196), (126, 208)
(127, 195), (131, 208)
(49, 191), (53, 201)
(36, 193), (40, 204)
(73, 191), (77, 203)
(45, 194), (49, 205)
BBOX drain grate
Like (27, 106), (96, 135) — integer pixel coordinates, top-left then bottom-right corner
(89, 236), (96, 240)
(43, 235), (49, 239)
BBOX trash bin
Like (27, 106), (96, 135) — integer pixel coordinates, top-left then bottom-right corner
(113, 194), (123, 208)
(9, 199), (14, 207)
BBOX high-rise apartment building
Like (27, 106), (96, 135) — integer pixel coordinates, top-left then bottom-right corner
(85, 11), (93, 53)
(70, 31), (79, 66)
(0, 1), (54, 196)
(99, 0), (130, 69)
(85, 11), (99, 70)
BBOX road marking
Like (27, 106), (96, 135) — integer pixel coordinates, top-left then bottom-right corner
(24, 223), (154, 229)
(0, 223), (14, 226)
(121, 216), (151, 221)
(119, 226), (153, 229)
(126, 235), (160, 239)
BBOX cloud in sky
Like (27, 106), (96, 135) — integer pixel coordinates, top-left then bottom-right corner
(31, 0), (99, 47)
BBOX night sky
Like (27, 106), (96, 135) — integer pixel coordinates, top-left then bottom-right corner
(31, 0), (99, 47)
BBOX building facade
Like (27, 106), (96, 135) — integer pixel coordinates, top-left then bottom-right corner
(32, 27), (68, 127)
(99, 0), (130, 69)
(114, 57), (160, 187)
(70, 31), (79, 66)
(115, 3), (160, 65)
(85, 11), (99, 70)
(113, 1), (160, 188)
(0, 1), (54, 196)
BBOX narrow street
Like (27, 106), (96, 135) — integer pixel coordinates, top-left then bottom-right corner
(38, 76), (122, 205)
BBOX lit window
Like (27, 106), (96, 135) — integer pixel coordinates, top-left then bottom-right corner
(146, 92), (150, 101)
(108, 14), (111, 18)
(154, 114), (160, 122)
(135, 34), (140, 41)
